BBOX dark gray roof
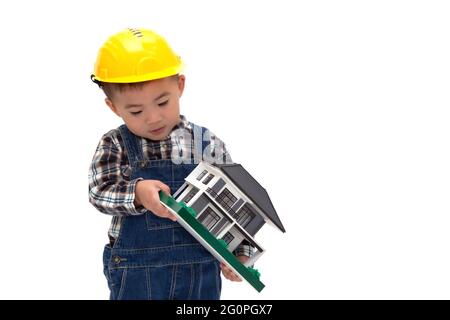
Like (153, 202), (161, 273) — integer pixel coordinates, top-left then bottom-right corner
(214, 163), (285, 233)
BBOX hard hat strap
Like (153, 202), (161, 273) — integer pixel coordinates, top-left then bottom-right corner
(91, 74), (102, 87)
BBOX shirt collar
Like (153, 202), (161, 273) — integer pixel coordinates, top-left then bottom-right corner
(173, 114), (191, 131)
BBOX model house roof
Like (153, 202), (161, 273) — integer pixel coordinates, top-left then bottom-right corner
(214, 163), (286, 233)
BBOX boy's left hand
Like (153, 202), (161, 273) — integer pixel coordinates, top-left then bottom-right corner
(220, 256), (249, 282)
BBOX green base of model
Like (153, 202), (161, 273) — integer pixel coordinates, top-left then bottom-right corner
(159, 191), (265, 292)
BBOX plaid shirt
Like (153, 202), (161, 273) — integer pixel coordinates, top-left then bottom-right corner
(89, 115), (253, 257)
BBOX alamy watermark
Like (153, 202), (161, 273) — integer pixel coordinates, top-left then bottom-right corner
(170, 128), (232, 165)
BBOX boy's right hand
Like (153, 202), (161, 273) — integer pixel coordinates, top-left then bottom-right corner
(134, 180), (177, 221)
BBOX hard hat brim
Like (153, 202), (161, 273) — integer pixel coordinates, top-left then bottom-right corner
(92, 63), (184, 84)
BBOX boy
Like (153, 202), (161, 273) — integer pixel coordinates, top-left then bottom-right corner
(88, 28), (252, 300)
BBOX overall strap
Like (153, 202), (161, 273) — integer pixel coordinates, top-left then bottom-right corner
(118, 124), (145, 167)
(192, 124), (208, 164)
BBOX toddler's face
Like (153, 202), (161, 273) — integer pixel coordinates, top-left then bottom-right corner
(106, 76), (185, 140)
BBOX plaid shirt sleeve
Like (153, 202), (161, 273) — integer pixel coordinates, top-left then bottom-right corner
(206, 130), (254, 258)
(88, 129), (147, 216)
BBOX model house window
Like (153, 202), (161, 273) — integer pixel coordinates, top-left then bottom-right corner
(202, 174), (214, 185)
(234, 204), (255, 228)
(182, 187), (199, 204)
(196, 170), (208, 181)
(206, 187), (218, 198)
(198, 207), (221, 231)
(222, 232), (234, 245)
(216, 188), (237, 212)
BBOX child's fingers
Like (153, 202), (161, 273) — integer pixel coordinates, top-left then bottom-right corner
(158, 204), (177, 221)
(166, 210), (178, 221)
(148, 186), (176, 221)
(155, 183), (176, 220)
(225, 271), (241, 282)
(158, 202), (177, 221)
(220, 262), (242, 282)
(156, 205), (177, 221)
(156, 181), (171, 195)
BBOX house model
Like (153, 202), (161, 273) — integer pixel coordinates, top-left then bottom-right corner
(159, 161), (285, 292)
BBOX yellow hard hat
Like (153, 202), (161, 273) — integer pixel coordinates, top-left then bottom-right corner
(91, 28), (183, 84)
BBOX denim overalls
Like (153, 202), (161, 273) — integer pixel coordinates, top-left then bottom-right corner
(102, 124), (221, 300)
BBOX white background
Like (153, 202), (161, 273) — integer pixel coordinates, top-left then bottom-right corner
(0, 0), (449, 299)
